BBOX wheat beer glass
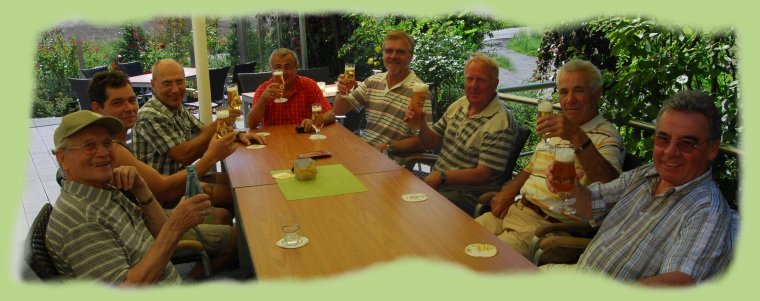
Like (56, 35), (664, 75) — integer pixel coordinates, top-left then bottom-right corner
(227, 83), (242, 110)
(310, 103), (326, 140)
(408, 83), (429, 131)
(215, 106), (234, 138)
(537, 98), (554, 150)
(345, 63), (356, 81)
(272, 69), (287, 103)
(548, 143), (577, 215)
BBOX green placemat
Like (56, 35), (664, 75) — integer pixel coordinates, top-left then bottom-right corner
(271, 164), (368, 200)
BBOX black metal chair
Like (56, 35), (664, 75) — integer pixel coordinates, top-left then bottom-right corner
(117, 61), (145, 77)
(67, 77), (92, 111)
(81, 65), (108, 79)
(299, 67), (330, 83)
(184, 66), (229, 109)
(231, 61), (256, 88)
(25, 203), (60, 281)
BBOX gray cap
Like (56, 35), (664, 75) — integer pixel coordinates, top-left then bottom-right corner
(54, 110), (123, 149)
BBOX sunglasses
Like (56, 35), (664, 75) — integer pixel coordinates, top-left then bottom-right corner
(653, 133), (702, 153)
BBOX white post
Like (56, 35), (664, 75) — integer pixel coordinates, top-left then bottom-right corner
(191, 15), (212, 124)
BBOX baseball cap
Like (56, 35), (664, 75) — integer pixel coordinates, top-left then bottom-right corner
(53, 110), (123, 149)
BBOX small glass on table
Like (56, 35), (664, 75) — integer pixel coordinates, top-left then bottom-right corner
(309, 103), (326, 140)
(548, 143), (577, 215)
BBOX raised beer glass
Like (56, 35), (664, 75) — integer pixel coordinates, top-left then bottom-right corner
(310, 103), (326, 140)
(408, 83), (428, 131)
(537, 98), (554, 150)
(548, 143), (577, 215)
(272, 69), (288, 103)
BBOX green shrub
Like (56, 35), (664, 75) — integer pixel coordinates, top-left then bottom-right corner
(506, 30), (542, 57)
(33, 28), (79, 117)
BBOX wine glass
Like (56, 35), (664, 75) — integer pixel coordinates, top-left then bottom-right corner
(548, 143), (577, 215)
(309, 103), (326, 140)
(537, 98), (554, 151)
(272, 69), (288, 103)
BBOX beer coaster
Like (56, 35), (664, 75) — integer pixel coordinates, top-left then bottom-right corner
(272, 173), (295, 180)
(276, 236), (309, 249)
(309, 134), (327, 140)
(246, 144), (266, 150)
(401, 193), (427, 202)
(255, 132), (271, 137)
(465, 243), (498, 258)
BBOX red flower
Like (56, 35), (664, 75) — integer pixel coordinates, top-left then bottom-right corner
(160, 43), (166, 49)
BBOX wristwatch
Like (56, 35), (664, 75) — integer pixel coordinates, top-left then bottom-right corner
(575, 138), (592, 154)
(439, 171), (447, 185)
(136, 195), (155, 206)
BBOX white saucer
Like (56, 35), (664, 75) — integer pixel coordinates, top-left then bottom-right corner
(309, 134), (327, 140)
(276, 236), (309, 249)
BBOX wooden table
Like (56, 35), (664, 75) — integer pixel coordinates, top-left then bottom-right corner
(224, 123), (538, 279)
(128, 67), (197, 88)
(225, 123), (401, 188)
(241, 84), (338, 118)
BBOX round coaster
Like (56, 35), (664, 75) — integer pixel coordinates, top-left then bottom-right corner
(401, 193), (428, 202)
(309, 134), (327, 140)
(272, 172), (295, 180)
(276, 236), (309, 249)
(246, 144), (266, 150)
(255, 132), (271, 137)
(465, 243), (498, 258)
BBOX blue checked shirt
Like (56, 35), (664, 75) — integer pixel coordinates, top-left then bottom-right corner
(577, 163), (734, 283)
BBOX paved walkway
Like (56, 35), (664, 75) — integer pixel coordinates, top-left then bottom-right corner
(483, 27), (541, 88)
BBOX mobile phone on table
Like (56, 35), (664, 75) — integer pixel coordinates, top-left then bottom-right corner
(298, 150), (332, 159)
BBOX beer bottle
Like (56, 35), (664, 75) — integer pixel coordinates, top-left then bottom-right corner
(185, 165), (203, 197)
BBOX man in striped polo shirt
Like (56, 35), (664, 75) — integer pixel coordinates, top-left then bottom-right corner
(333, 30), (432, 152)
(476, 60), (624, 258)
(47, 111), (213, 285)
(392, 54), (518, 214)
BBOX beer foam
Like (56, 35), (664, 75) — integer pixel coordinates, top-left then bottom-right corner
(413, 83), (429, 93)
(538, 101), (553, 112)
(555, 147), (575, 162)
(227, 85), (238, 93)
(273, 70), (283, 76)
(217, 110), (229, 119)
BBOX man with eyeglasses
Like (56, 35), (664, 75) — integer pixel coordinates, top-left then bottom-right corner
(48, 110), (212, 285)
(332, 30), (432, 153)
(246, 48), (335, 129)
(133, 59), (263, 211)
(476, 60), (624, 259)
(542, 90), (734, 286)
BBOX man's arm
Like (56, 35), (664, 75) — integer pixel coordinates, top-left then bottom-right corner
(638, 272), (696, 287)
(490, 170), (530, 218)
(332, 74), (357, 115)
(166, 122), (216, 166)
(425, 165), (494, 190)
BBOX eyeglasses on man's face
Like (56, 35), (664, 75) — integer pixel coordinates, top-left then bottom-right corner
(653, 133), (703, 153)
(66, 139), (118, 154)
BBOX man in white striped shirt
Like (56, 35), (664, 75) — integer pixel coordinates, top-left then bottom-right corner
(546, 90), (734, 286)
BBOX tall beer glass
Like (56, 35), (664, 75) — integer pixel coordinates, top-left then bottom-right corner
(408, 83), (428, 131)
(310, 103), (326, 140)
(548, 143), (577, 215)
(537, 98), (554, 150)
(272, 69), (288, 103)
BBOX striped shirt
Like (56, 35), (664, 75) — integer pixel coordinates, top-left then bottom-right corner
(252, 75), (333, 127)
(431, 95), (518, 186)
(344, 71), (432, 146)
(133, 96), (205, 175)
(578, 164), (734, 283)
(46, 180), (180, 285)
(520, 114), (624, 221)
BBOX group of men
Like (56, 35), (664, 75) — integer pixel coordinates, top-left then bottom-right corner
(45, 29), (735, 287)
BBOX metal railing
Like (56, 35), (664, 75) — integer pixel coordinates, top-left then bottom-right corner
(497, 83), (741, 157)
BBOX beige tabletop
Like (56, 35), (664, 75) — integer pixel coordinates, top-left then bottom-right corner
(128, 67), (197, 88)
(224, 123), (402, 188)
(234, 169), (538, 279)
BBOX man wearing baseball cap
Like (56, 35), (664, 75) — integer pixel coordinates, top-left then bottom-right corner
(46, 110), (212, 285)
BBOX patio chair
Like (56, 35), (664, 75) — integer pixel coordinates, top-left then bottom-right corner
(299, 67), (330, 83)
(24, 203), (60, 281)
(237, 72), (271, 93)
(67, 77), (92, 111)
(117, 61), (145, 77)
(401, 122), (531, 217)
(81, 65), (108, 79)
(231, 61), (257, 88)
(183, 66), (229, 109)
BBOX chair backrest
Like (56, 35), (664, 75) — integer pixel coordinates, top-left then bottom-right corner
(81, 65), (108, 79)
(231, 61), (257, 88)
(238, 72), (272, 94)
(67, 78), (92, 111)
(25, 203), (60, 280)
(502, 123), (531, 183)
(208, 66), (230, 102)
(117, 61), (144, 77)
(622, 152), (644, 172)
(299, 67), (330, 83)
